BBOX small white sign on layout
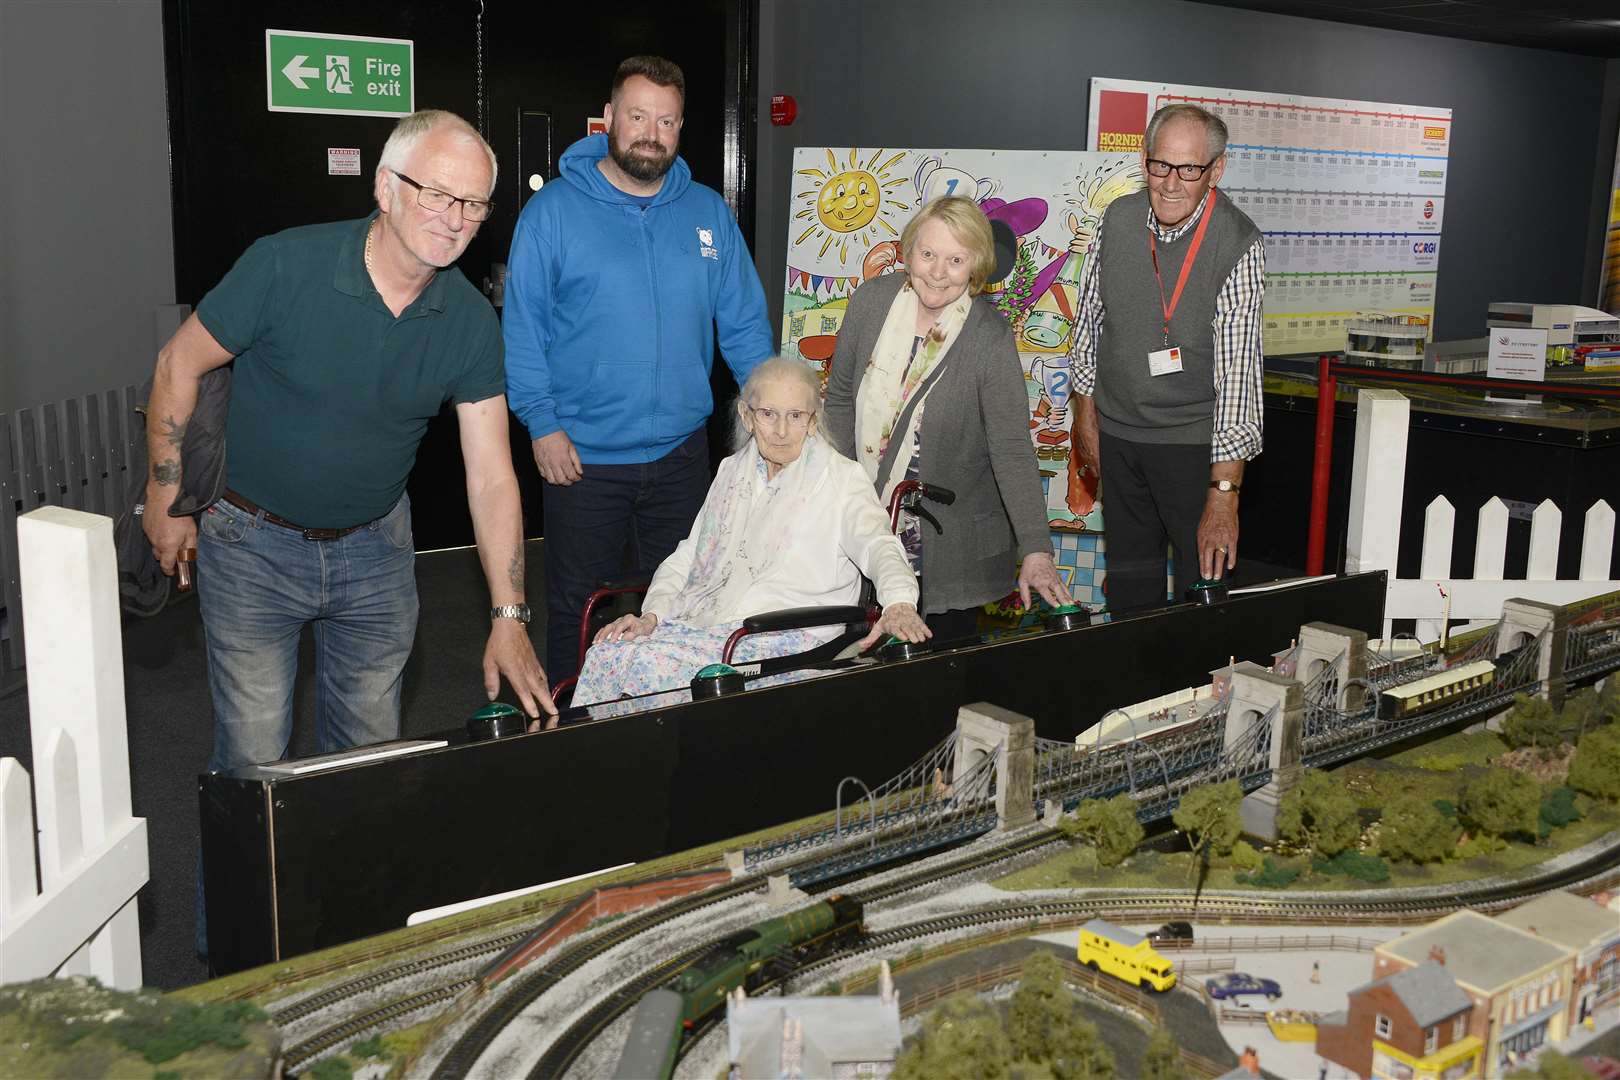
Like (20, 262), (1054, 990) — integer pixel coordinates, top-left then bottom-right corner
(328, 147), (362, 176)
(1487, 327), (1547, 382)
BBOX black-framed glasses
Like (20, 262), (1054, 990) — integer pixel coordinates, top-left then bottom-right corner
(1144, 157), (1220, 181)
(393, 171), (495, 221)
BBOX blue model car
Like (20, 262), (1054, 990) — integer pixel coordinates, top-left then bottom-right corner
(1206, 972), (1282, 1001)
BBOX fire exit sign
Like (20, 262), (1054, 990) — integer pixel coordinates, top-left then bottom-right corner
(265, 29), (414, 117)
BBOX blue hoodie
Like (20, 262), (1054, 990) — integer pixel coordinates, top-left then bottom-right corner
(503, 134), (774, 463)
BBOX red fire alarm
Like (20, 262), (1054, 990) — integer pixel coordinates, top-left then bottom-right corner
(770, 94), (797, 126)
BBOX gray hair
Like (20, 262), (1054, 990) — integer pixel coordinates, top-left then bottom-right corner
(1145, 103), (1229, 162)
(376, 109), (498, 200)
(731, 357), (824, 452)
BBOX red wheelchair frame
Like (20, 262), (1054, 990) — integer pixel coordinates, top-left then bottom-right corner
(549, 479), (955, 706)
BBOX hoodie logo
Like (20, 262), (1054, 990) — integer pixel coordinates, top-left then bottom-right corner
(696, 227), (718, 260)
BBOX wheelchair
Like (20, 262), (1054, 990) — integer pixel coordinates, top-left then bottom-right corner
(549, 480), (956, 707)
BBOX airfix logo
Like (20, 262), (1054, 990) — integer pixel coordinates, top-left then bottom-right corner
(1412, 241), (1437, 254)
(696, 227), (718, 260)
(1423, 126), (1446, 140)
(1423, 200), (1434, 219)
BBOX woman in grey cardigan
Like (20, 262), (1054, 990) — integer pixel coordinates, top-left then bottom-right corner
(825, 195), (1072, 640)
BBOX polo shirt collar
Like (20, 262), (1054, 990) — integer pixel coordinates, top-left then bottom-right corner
(1146, 189), (1213, 243)
(332, 212), (449, 314)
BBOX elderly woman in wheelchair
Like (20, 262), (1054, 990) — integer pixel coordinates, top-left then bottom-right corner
(570, 357), (929, 709)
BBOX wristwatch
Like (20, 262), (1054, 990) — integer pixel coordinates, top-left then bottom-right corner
(491, 603), (532, 624)
(1209, 479), (1241, 494)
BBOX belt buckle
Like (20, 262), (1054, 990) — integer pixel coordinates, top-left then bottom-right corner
(302, 527), (342, 541)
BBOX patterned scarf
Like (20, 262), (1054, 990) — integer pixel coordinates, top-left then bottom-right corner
(853, 280), (972, 505)
(665, 432), (834, 628)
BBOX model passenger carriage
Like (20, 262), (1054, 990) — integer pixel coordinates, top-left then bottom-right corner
(1076, 918), (1177, 992)
(1376, 659), (1496, 720)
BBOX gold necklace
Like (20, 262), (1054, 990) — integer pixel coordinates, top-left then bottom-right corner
(364, 219), (377, 274)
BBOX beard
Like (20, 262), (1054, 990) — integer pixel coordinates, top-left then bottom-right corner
(610, 134), (675, 184)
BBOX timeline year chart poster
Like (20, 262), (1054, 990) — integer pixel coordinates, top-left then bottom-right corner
(1088, 79), (1452, 356)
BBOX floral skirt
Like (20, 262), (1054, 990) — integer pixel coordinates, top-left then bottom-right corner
(571, 619), (833, 716)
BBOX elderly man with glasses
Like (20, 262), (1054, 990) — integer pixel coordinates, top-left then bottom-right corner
(144, 108), (552, 794)
(1066, 103), (1266, 613)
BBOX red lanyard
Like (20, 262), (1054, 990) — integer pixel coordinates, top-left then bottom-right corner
(1149, 192), (1217, 346)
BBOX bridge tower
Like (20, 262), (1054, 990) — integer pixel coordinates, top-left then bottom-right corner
(1221, 662), (1305, 840)
(1297, 622), (1369, 711)
(1496, 598), (1569, 709)
(954, 703), (1036, 831)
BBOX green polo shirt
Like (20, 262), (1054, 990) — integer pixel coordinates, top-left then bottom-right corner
(196, 214), (504, 527)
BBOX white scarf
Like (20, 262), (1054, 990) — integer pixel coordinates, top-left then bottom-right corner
(853, 280), (973, 505)
(664, 433), (834, 628)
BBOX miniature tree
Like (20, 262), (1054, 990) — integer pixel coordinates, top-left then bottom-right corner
(1276, 770), (1360, 860)
(1172, 780), (1243, 878)
(1006, 951), (1115, 1080)
(1141, 1028), (1187, 1080)
(1600, 677), (1620, 723)
(1563, 686), (1601, 740)
(1459, 768), (1542, 840)
(1568, 723), (1620, 801)
(1008, 951), (1068, 1061)
(1377, 793), (1457, 863)
(1048, 1014), (1115, 1080)
(1502, 694), (1562, 752)
(894, 992), (1012, 1080)
(1065, 795), (1145, 867)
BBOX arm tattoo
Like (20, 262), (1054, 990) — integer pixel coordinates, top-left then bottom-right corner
(152, 459), (181, 486)
(507, 543), (524, 594)
(160, 414), (188, 450)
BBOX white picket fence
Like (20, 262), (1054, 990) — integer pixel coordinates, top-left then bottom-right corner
(1345, 388), (1619, 639)
(0, 507), (147, 987)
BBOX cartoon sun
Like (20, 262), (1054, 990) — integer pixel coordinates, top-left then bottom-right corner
(794, 148), (911, 263)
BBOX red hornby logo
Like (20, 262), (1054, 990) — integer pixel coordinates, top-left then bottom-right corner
(1423, 200), (1434, 219)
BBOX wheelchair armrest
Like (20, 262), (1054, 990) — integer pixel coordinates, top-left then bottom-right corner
(741, 605), (868, 634)
(595, 570), (655, 592)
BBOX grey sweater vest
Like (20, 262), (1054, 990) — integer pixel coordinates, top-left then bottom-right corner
(1094, 187), (1261, 445)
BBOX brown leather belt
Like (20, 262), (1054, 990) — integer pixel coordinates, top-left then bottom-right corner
(221, 489), (366, 541)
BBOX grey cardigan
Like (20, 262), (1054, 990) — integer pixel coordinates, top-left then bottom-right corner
(824, 272), (1051, 614)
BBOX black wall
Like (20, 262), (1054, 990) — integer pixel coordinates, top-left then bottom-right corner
(163, 0), (750, 548)
(753, 0), (1617, 345)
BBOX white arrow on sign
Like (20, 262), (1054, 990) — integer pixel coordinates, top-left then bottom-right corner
(282, 54), (320, 90)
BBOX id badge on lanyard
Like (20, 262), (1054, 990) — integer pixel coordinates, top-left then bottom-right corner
(1148, 194), (1216, 377)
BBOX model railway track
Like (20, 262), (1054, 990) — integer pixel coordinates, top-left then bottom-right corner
(271, 930), (534, 1027)
(425, 875), (763, 1080)
(423, 826), (1066, 1078)
(283, 978), (474, 1072)
(808, 825), (1066, 900)
(525, 837), (1620, 1080)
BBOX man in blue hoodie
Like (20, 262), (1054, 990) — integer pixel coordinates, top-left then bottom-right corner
(504, 55), (774, 683)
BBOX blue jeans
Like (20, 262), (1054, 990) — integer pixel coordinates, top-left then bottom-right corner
(196, 493), (419, 771)
(543, 429), (710, 681)
(194, 493), (417, 958)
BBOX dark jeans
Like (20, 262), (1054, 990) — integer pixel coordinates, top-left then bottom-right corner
(544, 428), (711, 681)
(1099, 433), (1210, 614)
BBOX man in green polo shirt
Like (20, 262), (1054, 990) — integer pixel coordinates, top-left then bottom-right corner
(142, 109), (552, 785)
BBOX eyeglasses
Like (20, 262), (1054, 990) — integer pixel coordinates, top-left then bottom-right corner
(1144, 157), (1220, 181)
(393, 171), (495, 221)
(749, 406), (813, 428)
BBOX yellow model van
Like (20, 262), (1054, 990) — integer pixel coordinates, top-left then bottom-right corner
(1077, 918), (1177, 991)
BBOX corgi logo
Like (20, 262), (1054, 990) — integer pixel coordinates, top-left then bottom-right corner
(697, 226), (718, 260)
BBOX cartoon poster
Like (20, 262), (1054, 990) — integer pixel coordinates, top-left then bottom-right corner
(779, 148), (1145, 606)
(1089, 78), (1453, 356)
